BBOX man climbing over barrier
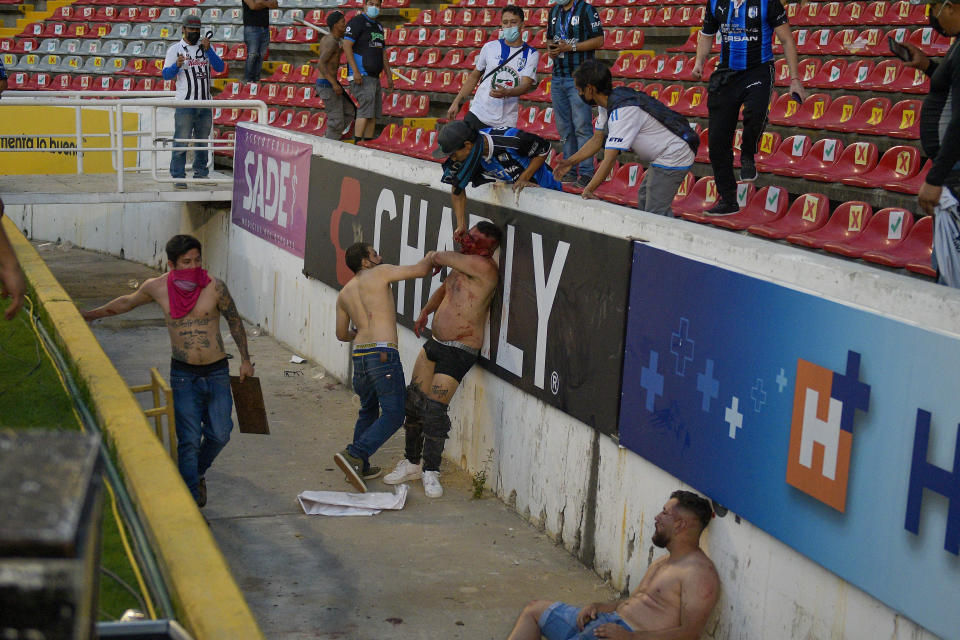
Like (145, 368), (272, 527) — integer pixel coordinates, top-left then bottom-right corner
(333, 242), (436, 493)
(507, 490), (721, 640)
(382, 222), (503, 498)
(82, 235), (253, 508)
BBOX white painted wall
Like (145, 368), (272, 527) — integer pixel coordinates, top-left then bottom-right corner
(9, 122), (957, 639)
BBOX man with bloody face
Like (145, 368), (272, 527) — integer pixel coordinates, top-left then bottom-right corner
(82, 235), (253, 508)
(382, 222), (503, 498)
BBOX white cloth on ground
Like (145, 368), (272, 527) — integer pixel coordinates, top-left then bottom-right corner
(297, 484), (409, 516)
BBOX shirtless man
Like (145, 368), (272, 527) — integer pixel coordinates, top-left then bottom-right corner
(382, 222), (503, 498)
(508, 491), (721, 640)
(315, 11), (353, 142)
(333, 242), (436, 492)
(82, 235), (253, 508)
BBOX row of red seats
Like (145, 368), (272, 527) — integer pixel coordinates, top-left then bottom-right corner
(3, 71), (174, 92)
(768, 94), (920, 138)
(50, 5), (165, 23)
(774, 57), (929, 93)
(69, 0), (199, 6)
(778, 26), (953, 58)
(462, 0), (706, 7)
(17, 22), (114, 39)
(787, 0), (928, 26)
(217, 80), (431, 117)
(360, 124), (441, 161)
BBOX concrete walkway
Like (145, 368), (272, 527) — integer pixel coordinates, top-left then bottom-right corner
(40, 243), (616, 640)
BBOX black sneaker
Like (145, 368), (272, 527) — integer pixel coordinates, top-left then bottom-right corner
(560, 171), (578, 183)
(705, 199), (740, 216)
(740, 156), (758, 182)
(334, 450), (368, 493)
(196, 476), (207, 508)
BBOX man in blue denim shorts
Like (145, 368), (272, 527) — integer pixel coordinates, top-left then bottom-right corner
(333, 242), (436, 492)
(507, 491), (720, 639)
(82, 235), (255, 508)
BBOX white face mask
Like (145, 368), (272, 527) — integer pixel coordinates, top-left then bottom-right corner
(502, 26), (520, 41)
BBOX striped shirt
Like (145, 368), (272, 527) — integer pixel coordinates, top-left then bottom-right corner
(546, 0), (603, 78)
(702, 0), (787, 71)
(163, 39), (225, 101)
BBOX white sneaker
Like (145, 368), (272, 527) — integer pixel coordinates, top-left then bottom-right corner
(383, 459), (422, 485)
(422, 470), (443, 498)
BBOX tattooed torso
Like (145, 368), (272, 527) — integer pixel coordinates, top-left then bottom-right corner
(152, 275), (227, 365)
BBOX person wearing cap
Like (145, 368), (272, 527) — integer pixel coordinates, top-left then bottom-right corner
(315, 11), (353, 141)
(342, 0), (393, 143)
(445, 5), (539, 130)
(163, 15), (225, 189)
(901, 0), (960, 287)
(241, 0), (278, 83)
(692, 0), (804, 216)
(435, 120), (562, 237)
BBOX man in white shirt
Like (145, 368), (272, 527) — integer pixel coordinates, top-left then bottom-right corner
(553, 60), (698, 217)
(162, 14), (225, 188)
(446, 5), (539, 130)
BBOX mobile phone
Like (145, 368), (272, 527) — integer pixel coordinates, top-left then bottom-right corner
(888, 36), (912, 62)
(204, 30), (214, 40)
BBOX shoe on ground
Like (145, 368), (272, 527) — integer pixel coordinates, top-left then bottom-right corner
(362, 465), (382, 480)
(704, 199), (740, 216)
(575, 175), (593, 189)
(739, 157), (758, 182)
(174, 182), (188, 190)
(334, 450), (367, 493)
(560, 171), (578, 183)
(383, 459), (422, 485)
(195, 476), (207, 508)
(422, 470), (443, 498)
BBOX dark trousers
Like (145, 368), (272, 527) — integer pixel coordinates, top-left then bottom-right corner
(707, 62), (774, 203)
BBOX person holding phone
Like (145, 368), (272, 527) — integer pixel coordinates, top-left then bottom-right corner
(692, 0), (805, 215)
(898, 0), (960, 287)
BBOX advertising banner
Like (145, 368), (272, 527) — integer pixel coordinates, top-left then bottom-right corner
(304, 157), (632, 433)
(231, 125), (312, 258)
(620, 243), (960, 639)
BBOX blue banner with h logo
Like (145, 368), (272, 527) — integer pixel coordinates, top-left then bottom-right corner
(619, 243), (960, 639)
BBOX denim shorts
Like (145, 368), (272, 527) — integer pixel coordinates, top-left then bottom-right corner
(539, 602), (633, 640)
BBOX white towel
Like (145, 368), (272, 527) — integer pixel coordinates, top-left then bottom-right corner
(297, 484), (409, 516)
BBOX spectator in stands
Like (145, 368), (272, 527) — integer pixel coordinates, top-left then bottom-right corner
(433, 120), (562, 237)
(507, 491), (720, 640)
(0, 197), (25, 320)
(316, 11), (353, 141)
(343, 0), (394, 143)
(163, 15), (225, 189)
(553, 60), (698, 216)
(0, 57), (7, 98)
(692, 0), (804, 215)
(446, 5), (539, 130)
(241, 0), (277, 83)
(545, 0), (604, 189)
(905, 0), (960, 287)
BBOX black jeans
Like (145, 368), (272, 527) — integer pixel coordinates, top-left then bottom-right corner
(707, 62), (774, 203)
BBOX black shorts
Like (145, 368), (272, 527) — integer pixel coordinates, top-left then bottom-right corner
(423, 337), (479, 383)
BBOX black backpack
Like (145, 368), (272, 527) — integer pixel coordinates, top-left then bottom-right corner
(605, 86), (700, 153)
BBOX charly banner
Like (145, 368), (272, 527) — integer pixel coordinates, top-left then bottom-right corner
(620, 242), (960, 640)
(231, 124), (312, 258)
(303, 156), (632, 434)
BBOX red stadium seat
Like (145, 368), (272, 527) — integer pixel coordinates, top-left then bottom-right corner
(680, 182), (755, 223)
(275, 108), (299, 131)
(862, 1), (891, 25)
(51, 73), (73, 91)
(768, 93), (803, 126)
(797, 28), (834, 54)
(786, 201), (875, 249)
(823, 208), (914, 258)
(694, 128), (710, 164)
(748, 193), (830, 239)
(908, 27), (953, 56)
(415, 47), (443, 68)
(671, 5), (704, 26)
(611, 53), (638, 78)
(594, 163), (644, 207)
(709, 185), (790, 231)
(790, 93), (832, 128)
(518, 105), (539, 133)
(862, 215), (933, 271)
(643, 83), (664, 100)
(435, 49), (467, 69)
(674, 86), (708, 117)
(674, 176), (720, 218)
(841, 145), (920, 188)
(887, 0), (925, 24)
(410, 9), (437, 25)
(807, 58), (847, 89)
(804, 141), (878, 182)
(818, 95), (861, 131)
(531, 107), (559, 140)
(638, 54), (670, 80)
(659, 84), (684, 109)
(847, 97), (893, 134)
(861, 59), (907, 91)
(527, 78), (552, 102)
(836, 59), (875, 90)
(883, 159), (931, 195)
(757, 135), (814, 174)
(670, 172), (696, 207)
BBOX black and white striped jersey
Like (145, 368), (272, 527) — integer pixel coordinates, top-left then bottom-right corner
(164, 39), (211, 101)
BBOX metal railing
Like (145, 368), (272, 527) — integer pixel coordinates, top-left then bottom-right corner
(0, 91), (268, 192)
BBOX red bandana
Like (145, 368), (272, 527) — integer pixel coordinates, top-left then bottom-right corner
(167, 267), (211, 319)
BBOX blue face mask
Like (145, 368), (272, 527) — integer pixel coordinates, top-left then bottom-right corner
(365, 5), (380, 19)
(502, 26), (520, 41)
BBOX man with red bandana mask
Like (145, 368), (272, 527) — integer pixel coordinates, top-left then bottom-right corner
(82, 234), (253, 508)
(382, 222), (503, 498)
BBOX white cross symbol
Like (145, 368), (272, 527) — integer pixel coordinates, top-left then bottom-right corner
(724, 397), (743, 439)
(776, 368), (788, 392)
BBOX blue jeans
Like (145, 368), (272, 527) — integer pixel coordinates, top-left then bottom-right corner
(243, 25), (270, 83)
(348, 347), (406, 469)
(170, 107), (212, 179)
(551, 76), (595, 178)
(539, 602), (633, 640)
(170, 362), (234, 500)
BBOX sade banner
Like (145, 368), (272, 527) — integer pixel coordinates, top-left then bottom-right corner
(620, 242), (960, 640)
(304, 156), (631, 434)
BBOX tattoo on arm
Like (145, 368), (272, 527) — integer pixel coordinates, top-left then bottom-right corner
(431, 384), (449, 400)
(216, 280), (250, 361)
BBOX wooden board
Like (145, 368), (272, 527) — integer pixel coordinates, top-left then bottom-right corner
(230, 376), (270, 435)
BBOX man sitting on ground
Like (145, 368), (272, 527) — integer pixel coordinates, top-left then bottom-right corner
(507, 491), (720, 640)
